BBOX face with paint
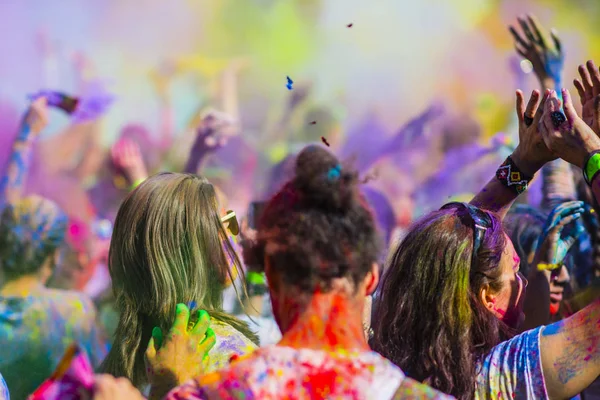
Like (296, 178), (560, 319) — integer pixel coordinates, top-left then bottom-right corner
(481, 235), (528, 328)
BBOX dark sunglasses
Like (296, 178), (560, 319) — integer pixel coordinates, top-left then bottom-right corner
(440, 202), (493, 267)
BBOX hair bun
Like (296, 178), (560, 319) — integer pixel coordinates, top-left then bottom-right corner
(294, 145), (356, 211)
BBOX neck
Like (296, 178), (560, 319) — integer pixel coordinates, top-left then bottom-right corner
(277, 290), (369, 352)
(0, 275), (44, 296)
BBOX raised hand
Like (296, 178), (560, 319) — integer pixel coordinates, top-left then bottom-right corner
(573, 60), (600, 135)
(509, 15), (563, 88)
(24, 97), (50, 137)
(534, 201), (586, 268)
(539, 89), (600, 169)
(194, 109), (236, 152)
(145, 304), (216, 392)
(511, 89), (556, 175)
(110, 138), (148, 185)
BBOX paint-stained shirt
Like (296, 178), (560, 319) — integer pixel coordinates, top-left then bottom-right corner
(0, 288), (107, 399)
(203, 320), (258, 373)
(475, 326), (547, 399)
(165, 345), (453, 399)
(0, 373), (9, 400)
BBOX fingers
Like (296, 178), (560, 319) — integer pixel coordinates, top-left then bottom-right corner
(579, 64), (594, 100)
(516, 90), (525, 124)
(527, 14), (546, 47)
(574, 79), (587, 105)
(518, 16), (536, 43)
(524, 90), (541, 121)
(145, 336), (157, 362)
(509, 26), (529, 49)
(551, 29), (562, 53)
(533, 90), (549, 125)
(152, 326), (163, 349)
(542, 90), (561, 131)
(172, 303), (191, 334)
(200, 327), (216, 353)
(191, 310), (210, 337)
(586, 60), (600, 97)
(562, 88), (579, 124)
(546, 201), (585, 231)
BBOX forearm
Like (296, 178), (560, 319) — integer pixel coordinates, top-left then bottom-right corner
(183, 142), (207, 174)
(0, 123), (36, 205)
(220, 69), (240, 126)
(540, 297), (600, 399)
(158, 98), (175, 152)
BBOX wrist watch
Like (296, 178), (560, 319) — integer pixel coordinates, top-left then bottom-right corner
(583, 151), (600, 186)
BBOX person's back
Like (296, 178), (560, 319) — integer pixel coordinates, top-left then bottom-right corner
(0, 196), (106, 399)
(166, 345), (450, 399)
(0, 288), (106, 398)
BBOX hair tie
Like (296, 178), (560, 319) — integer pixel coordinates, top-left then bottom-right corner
(327, 164), (342, 181)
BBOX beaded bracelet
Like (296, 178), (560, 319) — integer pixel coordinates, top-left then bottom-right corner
(495, 156), (533, 195)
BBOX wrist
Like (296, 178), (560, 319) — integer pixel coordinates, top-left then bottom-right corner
(540, 77), (556, 91)
(510, 148), (543, 177)
(126, 168), (148, 185)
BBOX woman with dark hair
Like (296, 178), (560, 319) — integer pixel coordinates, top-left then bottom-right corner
(141, 146), (452, 399)
(372, 85), (600, 399)
(99, 172), (258, 390)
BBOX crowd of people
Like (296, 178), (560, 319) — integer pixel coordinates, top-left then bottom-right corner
(3, 13), (600, 400)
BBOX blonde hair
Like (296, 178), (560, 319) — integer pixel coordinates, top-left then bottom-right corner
(100, 173), (256, 387)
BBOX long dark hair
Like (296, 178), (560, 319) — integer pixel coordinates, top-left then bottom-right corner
(100, 172), (257, 388)
(371, 207), (513, 399)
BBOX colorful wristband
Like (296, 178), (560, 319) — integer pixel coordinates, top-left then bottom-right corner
(130, 178), (145, 191)
(583, 151), (600, 186)
(496, 156), (532, 194)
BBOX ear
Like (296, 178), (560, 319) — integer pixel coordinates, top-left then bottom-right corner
(364, 263), (380, 296)
(479, 283), (497, 312)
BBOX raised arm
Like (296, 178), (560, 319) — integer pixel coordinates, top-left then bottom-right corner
(111, 138), (148, 190)
(509, 14), (563, 92)
(470, 89), (556, 219)
(183, 111), (234, 174)
(0, 97), (49, 208)
(536, 88), (600, 399)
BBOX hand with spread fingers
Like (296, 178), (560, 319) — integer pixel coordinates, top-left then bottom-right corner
(539, 89), (600, 169)
(573, 60), (600, 135)
(509, 14), (563, 89)
(195, 109), (237, 152)
(534, 201), (586, 270)
(511, 89), (556, 176)
(111, 138), (148, 185)
(146, 303), (216, 398)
